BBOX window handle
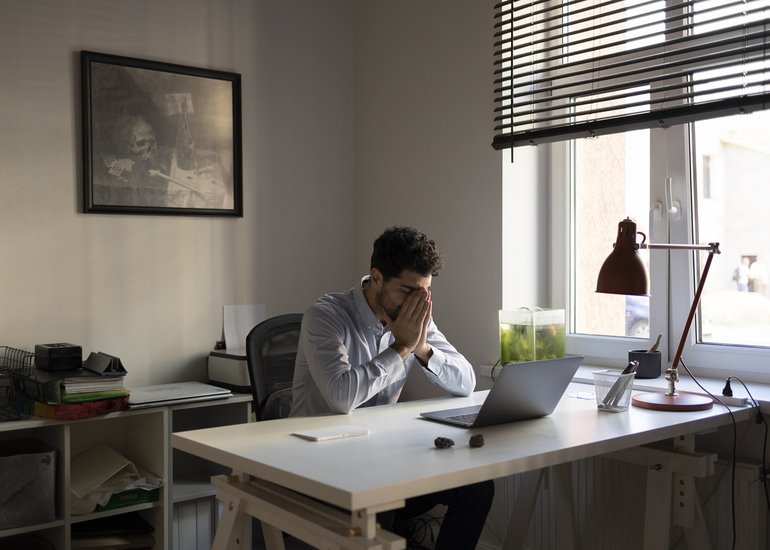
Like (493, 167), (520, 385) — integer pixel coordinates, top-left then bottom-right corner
(665, 177), (681, 220)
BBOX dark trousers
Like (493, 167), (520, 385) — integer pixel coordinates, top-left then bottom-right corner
(379, 480), (495, 549)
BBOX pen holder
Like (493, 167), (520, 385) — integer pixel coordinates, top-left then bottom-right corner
(593, 370), (635, 412)
(628, 349), (661, 379)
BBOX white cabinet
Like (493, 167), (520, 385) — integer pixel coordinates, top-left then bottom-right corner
(169, 397), (252, 550)
(0, 395), (251, 550)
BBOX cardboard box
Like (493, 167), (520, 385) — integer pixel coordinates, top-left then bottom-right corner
(95, 487), (160, 512)
(0, 439), (56, 529)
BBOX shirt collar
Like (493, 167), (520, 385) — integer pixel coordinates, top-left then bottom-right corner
(353, 275), (383, 333)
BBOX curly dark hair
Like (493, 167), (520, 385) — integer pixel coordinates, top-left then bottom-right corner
(370, 226), (444, 281)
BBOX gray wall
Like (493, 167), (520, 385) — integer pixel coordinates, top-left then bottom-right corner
(0, 0), (503, 388)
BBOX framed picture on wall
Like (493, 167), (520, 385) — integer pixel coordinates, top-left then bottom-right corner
(81, 51), (243, 216)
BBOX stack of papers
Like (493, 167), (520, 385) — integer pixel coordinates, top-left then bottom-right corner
(63, 373), (125, 393)
(62, 372), (128, 403)
(71, 444), (162, 516)
(10, 368), (128, 404)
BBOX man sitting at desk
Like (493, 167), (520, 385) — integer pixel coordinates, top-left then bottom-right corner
(290, 225), (494, 549)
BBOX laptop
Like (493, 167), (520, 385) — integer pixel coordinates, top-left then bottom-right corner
(128, 381), (232, 409)
(420, 355), (583, 428)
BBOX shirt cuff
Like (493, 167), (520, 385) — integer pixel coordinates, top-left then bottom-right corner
(415, 349), (436, 374)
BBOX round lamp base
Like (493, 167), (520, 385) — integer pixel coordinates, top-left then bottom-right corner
(632, 391), (713, 411)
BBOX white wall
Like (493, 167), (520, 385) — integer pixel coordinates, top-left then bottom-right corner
(0, 0), (357, 385)
(354, 1), (502, 397)
(0, 0), (503, 389)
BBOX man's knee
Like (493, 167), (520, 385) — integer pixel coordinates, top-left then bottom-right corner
(470, 479), (495, 509)
(445, 480), (495, 513)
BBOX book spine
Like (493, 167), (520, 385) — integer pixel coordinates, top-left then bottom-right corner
(61, 389), (130, 403)
(33, 396), (129, 420)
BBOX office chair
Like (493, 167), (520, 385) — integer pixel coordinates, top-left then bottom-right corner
(245, 313), (303, 421)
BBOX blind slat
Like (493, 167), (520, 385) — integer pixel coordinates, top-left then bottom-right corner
(497, 77), (770, 128)
(504, 3), (767, 69)
(492, 0), (770, 149)
(496, 38), (770, 104)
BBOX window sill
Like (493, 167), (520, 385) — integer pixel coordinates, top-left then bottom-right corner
(478, 363), (770, 413)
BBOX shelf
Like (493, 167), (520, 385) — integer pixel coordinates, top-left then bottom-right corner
(69, 501), (162, 524)
(0, 518), (65, 537)
(172, 474), (217, 503)
(0, 393), (251, 549)
(169, 393), (252, 412)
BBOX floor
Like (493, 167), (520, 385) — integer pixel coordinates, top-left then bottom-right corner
(251, 521), (314, 550)
(251, 518), (437, 550)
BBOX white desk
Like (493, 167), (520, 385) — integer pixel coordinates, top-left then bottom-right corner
(172, 383), (754, 550)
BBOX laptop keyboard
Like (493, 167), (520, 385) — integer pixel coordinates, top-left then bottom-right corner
(447, 412), (478, 424)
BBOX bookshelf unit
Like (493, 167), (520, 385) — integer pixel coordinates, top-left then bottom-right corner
(0, 394), (251, 550)
(169, 396), (253, 549)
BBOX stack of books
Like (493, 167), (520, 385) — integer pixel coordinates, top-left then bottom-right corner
(60, 370), (128, 403)
(9, 352), (129, 419)
(12, 368), (128, 404)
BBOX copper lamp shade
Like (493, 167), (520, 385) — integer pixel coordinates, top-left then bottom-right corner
(596, 218), (649, 296)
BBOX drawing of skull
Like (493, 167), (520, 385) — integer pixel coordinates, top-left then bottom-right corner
(125, 116), (157, 160)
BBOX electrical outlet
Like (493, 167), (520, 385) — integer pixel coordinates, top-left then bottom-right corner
(714, 395), (750, 407)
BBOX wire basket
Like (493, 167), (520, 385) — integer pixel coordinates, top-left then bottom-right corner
(0, 346), (35, 421)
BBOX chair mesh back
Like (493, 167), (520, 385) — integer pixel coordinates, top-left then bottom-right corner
(246, 314), (303, 420)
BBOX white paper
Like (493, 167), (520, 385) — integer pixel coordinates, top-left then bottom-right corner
(70, 444), (139, 498)
(223, 304), (266, 351)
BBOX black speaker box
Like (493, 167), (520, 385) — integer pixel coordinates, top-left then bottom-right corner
(35, 343), (82, 372)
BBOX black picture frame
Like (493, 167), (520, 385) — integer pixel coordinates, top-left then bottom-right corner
(81, 51), (243, 216)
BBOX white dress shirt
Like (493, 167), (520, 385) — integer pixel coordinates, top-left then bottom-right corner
(289, 277), (476, 417)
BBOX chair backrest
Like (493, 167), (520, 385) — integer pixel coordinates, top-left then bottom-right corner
(245, 313), (303, 421)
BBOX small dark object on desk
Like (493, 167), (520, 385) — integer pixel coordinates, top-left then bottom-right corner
(469, 434), (485, 448)
(434, 437), (455, 449)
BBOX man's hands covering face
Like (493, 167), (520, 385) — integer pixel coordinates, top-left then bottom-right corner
(390, 288), (433, 363)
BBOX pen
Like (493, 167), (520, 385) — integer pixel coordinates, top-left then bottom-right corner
(621, 361), (639, 375)
(600, 362), (638, 408)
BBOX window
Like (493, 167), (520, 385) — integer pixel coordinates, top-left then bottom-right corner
(498, 0), (770, 380)
(693, 113), (770, 349)
(701, 154), (712, 199)
(554, 112), (770, 379)
(571, 129), (650, 340)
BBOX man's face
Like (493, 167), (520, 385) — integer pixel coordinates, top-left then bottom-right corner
(374, 269), (432, 322)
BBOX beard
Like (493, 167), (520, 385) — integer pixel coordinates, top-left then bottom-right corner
(376, 287), (401, 322)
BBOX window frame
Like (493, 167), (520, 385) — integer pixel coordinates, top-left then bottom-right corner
(550, 122), (770, 383)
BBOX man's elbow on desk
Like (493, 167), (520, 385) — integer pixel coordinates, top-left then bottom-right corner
(321, 388), (363, 415)
(327, 401), (356, 415)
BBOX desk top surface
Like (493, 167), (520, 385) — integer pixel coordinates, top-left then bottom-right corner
(172, 382), (752, 511)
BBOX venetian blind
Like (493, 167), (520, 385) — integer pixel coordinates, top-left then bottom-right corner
(493, 0), (770, 149)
